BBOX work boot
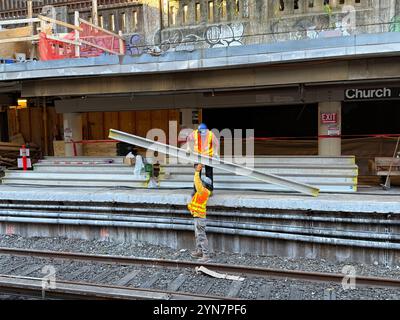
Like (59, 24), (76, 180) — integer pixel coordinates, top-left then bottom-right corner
(198, 255), (211, 263)
(190, 250), (202, 258)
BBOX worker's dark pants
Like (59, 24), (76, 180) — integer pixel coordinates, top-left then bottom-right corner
(193, 164), (213, 193)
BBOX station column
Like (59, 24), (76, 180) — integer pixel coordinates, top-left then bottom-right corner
(63, 113), (83, 156)
(318, 101), (342, 156)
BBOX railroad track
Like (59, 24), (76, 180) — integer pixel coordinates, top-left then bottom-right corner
(0, 247), (400, 300)
(2, 246), (400, 289)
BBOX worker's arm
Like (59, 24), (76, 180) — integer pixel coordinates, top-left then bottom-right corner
(194, 164), (205, 193)
(212, 133), (220, 157)
(186, 131), (195, 153)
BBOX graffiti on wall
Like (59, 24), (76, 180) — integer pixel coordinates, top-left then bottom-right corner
(390, 15), (400, 32)
(271, 5), (356, 41)
(205, 23), (244, 48)
(271, 14), (353, 42)
(151, 22), (245, 53)
(125, 33), (144, 55)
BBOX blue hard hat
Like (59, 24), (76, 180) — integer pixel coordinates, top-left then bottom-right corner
(198, 123), (208, 130)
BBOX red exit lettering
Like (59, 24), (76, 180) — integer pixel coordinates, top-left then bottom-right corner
(321, 113), (337, 124)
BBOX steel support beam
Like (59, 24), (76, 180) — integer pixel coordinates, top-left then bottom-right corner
(108, 129), (320, 197)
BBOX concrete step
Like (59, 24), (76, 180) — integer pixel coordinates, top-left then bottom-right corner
(1, 179), (147, 188)
(158, 181), (356, 193)
(166, 156), (356, 165)
(163, 167), (358, 176)
(1, 178), (355, 192)
(3, 171), (148, 181)
(165, 175), (357, 184)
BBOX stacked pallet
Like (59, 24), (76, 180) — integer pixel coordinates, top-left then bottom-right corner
(0, 142), (41, 168)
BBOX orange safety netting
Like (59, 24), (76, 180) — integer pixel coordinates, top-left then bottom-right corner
(39, 23), (125, 61)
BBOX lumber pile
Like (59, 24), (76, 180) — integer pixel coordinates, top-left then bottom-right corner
(0, 26), (34, 59)
(0, 142), (41, 168)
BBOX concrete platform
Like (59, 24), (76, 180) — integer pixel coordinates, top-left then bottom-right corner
(0, 185), (398, 214)
(0, 185), (399, 265)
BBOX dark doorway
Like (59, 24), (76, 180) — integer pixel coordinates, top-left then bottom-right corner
(203, 104), (318, 138)
(0, 112), (8, 142)
(342, 101), (400, 135)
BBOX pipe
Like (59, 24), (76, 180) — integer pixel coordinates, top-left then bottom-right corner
(0, 210), (399, 241)
(1, 215), (400, 250)
(0, 203), (398, 225)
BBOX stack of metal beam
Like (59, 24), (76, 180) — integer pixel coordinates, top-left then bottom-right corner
(0, 156), (358, 193)
(160, 156), (358, 193)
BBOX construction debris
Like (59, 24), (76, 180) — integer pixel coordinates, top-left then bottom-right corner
(195, 266), (245, 281)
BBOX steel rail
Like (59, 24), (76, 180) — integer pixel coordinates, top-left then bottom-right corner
(1, 247), (399, 289)
(108, 129), (320, 197)
(0, 274), (223, 300)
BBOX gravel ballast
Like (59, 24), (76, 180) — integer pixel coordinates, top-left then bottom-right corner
(0, 235), (400, 300)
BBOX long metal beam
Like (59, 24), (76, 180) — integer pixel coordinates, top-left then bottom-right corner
(108, 129), (320, 197)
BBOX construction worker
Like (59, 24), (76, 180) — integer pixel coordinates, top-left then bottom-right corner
(186, 123), (219, 194)
(188, 164), (212, 262)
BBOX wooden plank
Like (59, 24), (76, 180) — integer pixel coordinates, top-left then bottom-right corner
(79, 17), (124, 39)
(197, 281), (213, 295)
(257, 283), (272, 300)
(288, 285), (302, 300)
(119, 111), (136, 134)
(7, 109), (18, 138)
(0, 26), (33, 39)
(0, 35), (38, 44)
(151, 109), (169, 141)
(18, 265), (43, 277)
(83, 142), (117, 156)
(18, 108), (31, 143)
(38, 15), (83, 32)
(81, 39), (121, 55)
(0, 18), (40, 26)
(30, 107), (43, 149)
(167, 274), (187, 292)
(53, 141), (65, 157)
(46, 35), (80, 46)
(104, 112), (119, 139)
(87, 112), (104, 140)
(46, 107), (59, 156)
(0, 26), (34, 58)
(139, 272), (161, 289)
(227, 281), (243, 298)
(115, 270), (140, 286)
(92, 0), (99, 26)
(136, 111), (151, 138)
(377, 171), (400, 176)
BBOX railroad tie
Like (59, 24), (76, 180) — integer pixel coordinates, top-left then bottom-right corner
(91, 269), (117, 283)
(18, 265), (44, 277)
(227, 280), (243, 298)
(197, 281), (214, 295)
(1, 263), (27, 275)
(67, 266), (91, 281)
(257, 283), (272, 300)
(288, 285), (302, 300)
(139, 272), (162, 289)
(324, 288), (337, 300)
(167, 274), (187, 292)
(115, 270), (140, 286)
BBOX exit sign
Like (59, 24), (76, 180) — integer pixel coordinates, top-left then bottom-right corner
(321, 113), (338, 124)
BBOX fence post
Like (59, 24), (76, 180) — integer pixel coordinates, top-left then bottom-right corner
(74, 11), (80, 58)
(118, 30), (124, 55)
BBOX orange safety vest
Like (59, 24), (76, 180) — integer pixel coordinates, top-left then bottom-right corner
(188, 189), (211, 218)
(193, 130), (214, 156)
